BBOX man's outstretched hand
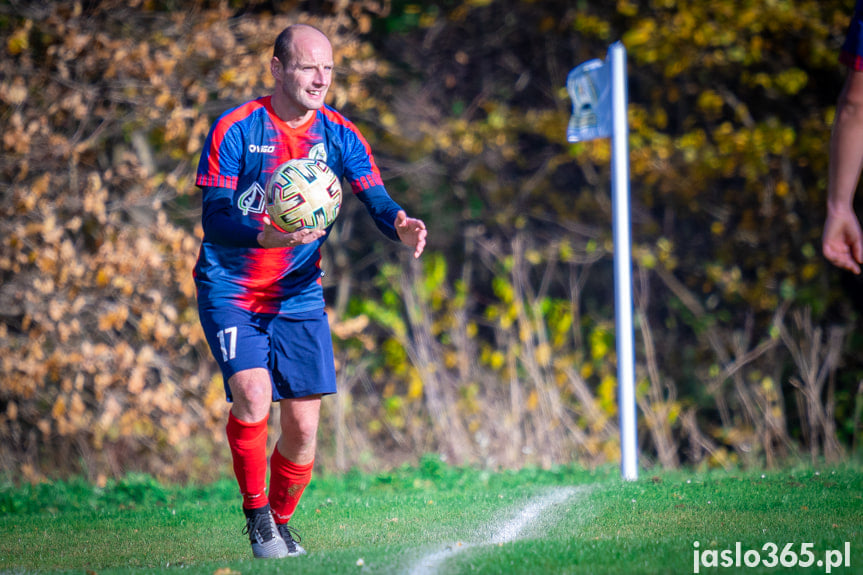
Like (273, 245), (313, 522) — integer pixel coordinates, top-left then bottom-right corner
(823, 206), (863, 274)
(394, 210), (427, 259)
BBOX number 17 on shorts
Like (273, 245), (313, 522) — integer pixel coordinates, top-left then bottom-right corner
(217, 327), (237, 361)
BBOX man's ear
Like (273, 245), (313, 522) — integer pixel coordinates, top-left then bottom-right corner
(270, 57), (282, 82)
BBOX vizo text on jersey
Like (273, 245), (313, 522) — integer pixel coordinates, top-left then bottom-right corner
(248, 144), (275, 153)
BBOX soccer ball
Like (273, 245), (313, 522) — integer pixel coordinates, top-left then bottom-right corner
(265, 158), (342, 232)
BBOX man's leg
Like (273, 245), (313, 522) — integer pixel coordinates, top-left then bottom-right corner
(226, 367), (289, 559)
(275, 394), (321, 464)
(268, 395), (321, 555)
(226, 367), (273, 509)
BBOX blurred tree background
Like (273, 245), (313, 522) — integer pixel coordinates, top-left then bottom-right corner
(1, 0), (862, 483)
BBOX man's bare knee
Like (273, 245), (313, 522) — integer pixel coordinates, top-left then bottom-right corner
(283, 415), (318, 445)
(228, 368), (272, 421)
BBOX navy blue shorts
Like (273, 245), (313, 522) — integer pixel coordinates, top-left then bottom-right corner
(198, 304), (337, 401)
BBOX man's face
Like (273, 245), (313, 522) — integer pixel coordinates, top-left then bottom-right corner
(274, 31), (333, 115)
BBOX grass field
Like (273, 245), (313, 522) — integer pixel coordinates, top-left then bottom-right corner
(1, 458), (861, 574)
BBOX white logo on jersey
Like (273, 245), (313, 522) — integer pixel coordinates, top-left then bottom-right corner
(308, 143), (327, 162)
(248, 144), (275, 153)
(237, 182), (266, 215)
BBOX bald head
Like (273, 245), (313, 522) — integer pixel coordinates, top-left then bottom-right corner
(273, 24), (330, 66)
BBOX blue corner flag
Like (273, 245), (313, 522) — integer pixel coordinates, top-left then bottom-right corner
(566, 58), (612, 143)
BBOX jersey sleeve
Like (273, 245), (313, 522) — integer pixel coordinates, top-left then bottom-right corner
(339, 122), (403, 241)
(201, 187), (261, 248)
(196, 111), (261, 247)
(841, 0), (863, 70)
(196, 114), (244, 189)
(356, 187), (402, 241)
(340, 124), (385, 193)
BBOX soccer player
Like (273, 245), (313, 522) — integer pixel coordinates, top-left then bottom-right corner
(194, 24), (427, 558)
(824, 0), (863, 274)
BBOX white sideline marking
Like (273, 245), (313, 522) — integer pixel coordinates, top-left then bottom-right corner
(407, 486), (583, 575)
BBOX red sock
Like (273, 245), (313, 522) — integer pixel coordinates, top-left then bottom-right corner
(269, 447), (313, 524)
(225, 411), (270, 510)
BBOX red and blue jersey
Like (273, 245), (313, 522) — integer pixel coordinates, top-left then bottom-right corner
(194, 96), (402, 314)
(841, 0), (863, 70)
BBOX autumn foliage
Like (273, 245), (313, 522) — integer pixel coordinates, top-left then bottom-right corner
(1, 0), (861, 482)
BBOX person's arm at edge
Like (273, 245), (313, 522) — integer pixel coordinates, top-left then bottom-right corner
(824, 69), (863, 274)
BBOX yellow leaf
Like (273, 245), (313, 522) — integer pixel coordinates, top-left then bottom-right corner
(408, 373), (423, 400)
(589, 328), (610, 360)
(598, 374), (618, 415)
(535, 343), (551, 367)
(6, 23), (30, 56)
(52, 396), (67, 419)
(526, 390), (539, 412)
(489, 350), (505, 370)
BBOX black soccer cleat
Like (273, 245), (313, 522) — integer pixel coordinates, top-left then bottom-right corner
(242, 504), (289, 559)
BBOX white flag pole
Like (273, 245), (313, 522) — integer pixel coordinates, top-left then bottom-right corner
(609, 42), (638, 481)
(565, 42), (638, 481)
